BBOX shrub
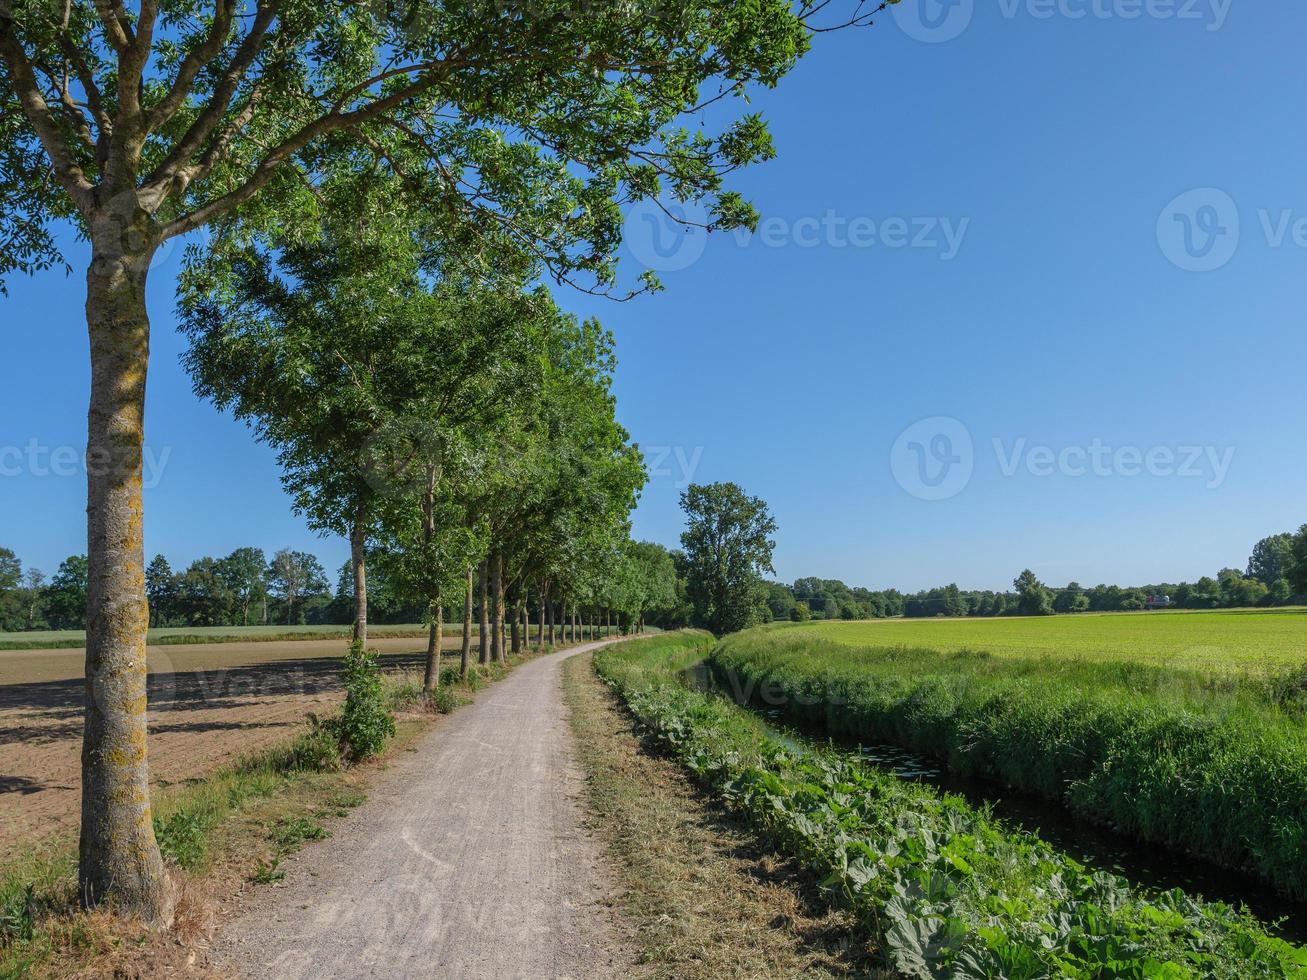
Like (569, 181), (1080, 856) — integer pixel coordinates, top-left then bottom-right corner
(339, 642), (395, 761)
(289, 713), (344, 772)
(429, 685), (462, 714)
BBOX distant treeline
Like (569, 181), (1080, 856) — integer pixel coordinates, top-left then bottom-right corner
(0, 546), (423, 632)
(10, 525), (1306, 633)
(764, 526), (1307, 621)
(0, 539), (694, 634)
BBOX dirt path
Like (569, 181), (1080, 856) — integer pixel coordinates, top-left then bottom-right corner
(217, 639), (630, 980)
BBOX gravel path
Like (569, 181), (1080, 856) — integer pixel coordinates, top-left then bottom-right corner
(217, 640), (630, 979)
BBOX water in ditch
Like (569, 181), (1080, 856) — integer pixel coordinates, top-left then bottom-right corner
(678, 660), (1307, 943)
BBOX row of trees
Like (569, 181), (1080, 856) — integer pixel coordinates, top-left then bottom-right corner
(1, 539), (697, 634)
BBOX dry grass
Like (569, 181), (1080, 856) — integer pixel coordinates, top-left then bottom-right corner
(562, 652), (883, 980)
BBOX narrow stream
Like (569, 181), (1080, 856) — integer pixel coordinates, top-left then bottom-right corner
(678, 661), (1307, 943)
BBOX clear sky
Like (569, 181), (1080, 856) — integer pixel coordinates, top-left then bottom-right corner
(3, 2), (1305, 592)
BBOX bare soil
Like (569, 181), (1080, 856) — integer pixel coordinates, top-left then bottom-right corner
(0, 637), (457, 862)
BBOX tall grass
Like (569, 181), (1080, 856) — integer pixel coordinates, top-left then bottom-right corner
(713, 628), (1307, 899)
(595, 634), (1307, 979)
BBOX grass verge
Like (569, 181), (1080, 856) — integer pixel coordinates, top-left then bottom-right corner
(562, 650), (879, 979)
(0, 647), (547, 979)
(595, 632), (1307, 979)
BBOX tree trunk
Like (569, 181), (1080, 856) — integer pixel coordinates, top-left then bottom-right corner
(547, 596), (555, 646)
(422, 591), (443, 692)
(350, 508), (368, 648)
(510, 598), (520, 655)
(538, 581), (548, 646)
(478, 559), (490, 666)
(461, 566), (473, 677)
(79, 237), (170, 922)
(490, 552), (503, 664)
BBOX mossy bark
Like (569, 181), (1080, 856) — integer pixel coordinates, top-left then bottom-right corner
(350, 509), (368, 647)
(422, 591), (443, 692)
(478, 560), (490, 666)
(78, 230), (170, 924)
(460, 566), (473, 677)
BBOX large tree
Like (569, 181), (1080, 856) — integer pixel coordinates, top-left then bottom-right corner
(679, 482), (776, 635)
(1248, 533), (1296, 587)
(0, 0), (877, 919)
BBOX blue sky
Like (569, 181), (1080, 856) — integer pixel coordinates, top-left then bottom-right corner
(3, 1), (1305, 592)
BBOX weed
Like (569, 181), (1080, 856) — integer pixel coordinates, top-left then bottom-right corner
(249, 858), (286, 885)
(269, 817), (330, 850)
(385, 679), (426, 712)
(152, 811), (208, 870)
(287, 713), (344, 772)
(429, 685), (463, 714)
(0, 885), (35, 944)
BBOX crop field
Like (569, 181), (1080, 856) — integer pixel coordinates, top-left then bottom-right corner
(799, 608), (1307, 674)
(0, 635), (461, 863)
(595, 633), (1307, 977)
(713, 613), (1307, 899)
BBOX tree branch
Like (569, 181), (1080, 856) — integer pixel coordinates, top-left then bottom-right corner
(160, 66), (460, 239)
(144, 0), (281, 188)
(0, 9), (95, 212)
(145, 0), (241, 133)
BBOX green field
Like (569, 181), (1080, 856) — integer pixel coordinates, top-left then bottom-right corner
(714, 612), (1307, 899)
(792, 608), (1307, 674)
(595, 633), (1306, 978)
(0, 622), (451, 651)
